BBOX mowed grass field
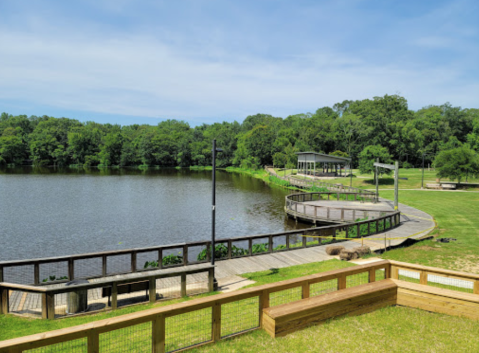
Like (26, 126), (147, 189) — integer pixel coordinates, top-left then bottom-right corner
(379, 190), (479, 273)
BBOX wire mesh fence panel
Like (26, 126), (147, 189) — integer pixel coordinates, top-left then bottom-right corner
(252, 238), (269, 255)
(346, 272), (369, 288)
(25, 338), (88, 353)
(348, 225), (358, 238)
(378, 220), (385, 232)
(221, 296), (260, 338)
(40, 261), (69, 284)
(272, 235), (287, 252)
(289, 234), (304, 249)
(186, 272), (209, 296)
(269, 286), (302, 307)
(231, 240), (249, 257)
(162, 248), (184, 268)
(106, 254), (131, 276)
(137, 251), (159, 272)
(4, 265), (34, 285)
(398, 269), (420, 284)
(213, 242), (229, 261)
(54, 292), (69, 318)
(8, 290), (42, 318)
(187, 245), (208, 264)
(165, 307), (212, 352)
(74, 257), (102, 279)
(426, 274), (474, 293)
(305, 235), (319, 247)
(376, 269), (386, 281)
(156, 276), (181, 300)
(116, 283), (151, 308)
(310, 279), (338, 297)
(100, 322), (152, 353)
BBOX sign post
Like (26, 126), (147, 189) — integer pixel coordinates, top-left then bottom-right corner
(374, 161), (399, 210)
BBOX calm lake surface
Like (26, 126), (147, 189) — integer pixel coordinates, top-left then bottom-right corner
(0, 167), (309, 261)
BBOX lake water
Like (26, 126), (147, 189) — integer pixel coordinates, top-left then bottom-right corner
(0, 167), (309, 261)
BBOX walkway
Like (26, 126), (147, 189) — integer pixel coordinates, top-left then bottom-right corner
(216, 198), (434, 290)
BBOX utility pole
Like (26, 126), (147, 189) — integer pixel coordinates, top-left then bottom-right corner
(211, 139), (223, 291)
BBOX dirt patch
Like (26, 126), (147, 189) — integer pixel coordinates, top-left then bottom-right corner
(453, 255), (479, 274)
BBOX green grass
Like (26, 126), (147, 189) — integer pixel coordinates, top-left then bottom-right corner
(378, 190), (479, 273)
(190, 306), (479, 353)
(275, 167), (479, 190)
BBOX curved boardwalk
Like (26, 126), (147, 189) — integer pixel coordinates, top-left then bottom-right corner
(215, 198), (434, 289)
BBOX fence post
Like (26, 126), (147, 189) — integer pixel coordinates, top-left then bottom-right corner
(419, 271), (428, 285)
(87, 330), (100, 353)
(302, 282), (310, 299)
(102, 255), (107, 277)
(68, 259), (74, 281)
(149, 277), (156, 304)
(131, 251), (137, 272)
(474, 280), (479, 295)
(208, 268), (215, 292)
(153, 315), (166, 353)
(181, 274), (187, 297)
(368, 269), (376, 283)
(341, 209), (344, 221)
(0, 286), (8, 315)
(212, 302), (221, 342)
(111, 283), (118, 310)
(0, 265), (3, 283)
(46, 292), (55, 319)
(248, 239), (253, 256)
(41, 293), (47, 319)
(183, 246), (188, 266)
(268, 235), (273, 253)
(338, 275), (346, 290)
(388, 265), (396, 279)
(286, 234), (290, 250)
(34, 263), (40, 285)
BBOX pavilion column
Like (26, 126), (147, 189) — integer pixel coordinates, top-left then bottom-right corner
(314, 162), (316, 177)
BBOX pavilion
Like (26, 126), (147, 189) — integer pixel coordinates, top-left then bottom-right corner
(296, 152), (351, 177)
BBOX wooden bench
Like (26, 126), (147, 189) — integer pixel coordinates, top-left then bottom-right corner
(102, 280), (149, 307)
(426, 183), (441, 189)
(262, 280), (397, 337)
(394, 279), (479, 320)
(441, 184), (456, 190)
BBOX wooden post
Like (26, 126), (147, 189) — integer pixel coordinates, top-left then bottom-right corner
(68, 259), (74, 281)
(314, 207), (318, 219)
(183, 246), (188, 266)
(0, 287), (8, 315)
(149, 277), (156, 304)
(102, 255), (107, 277)
(268, 235), (273, 253)
(0, 265), (3, 283)
(87, 330), (100, 353)
(286, 234), (290, 250)
(131, 251), (137, 273)
(46, 292), (55, 319)
(34, 263), (40, 285)
(420, 271), (428, 285)
(153, 315), (166, 353)
(302, 282), (309, 299)
(208, 268), (215, 292)
(302, 233), (307, 247)
(389, 265), (396, 279)
(368, 269), (376, 283)
(227, 240), (232, 259)
(248, 239), (253, 256)
(345, 226), (349, 238)
(262, 290), (270, 311)
(181, 274), (187, 297)
(338, 275), (346, 290)
(341, 209), (344, 221)
(474, 280), (479, 295)
(41, 293), (47, 319)
(212, 302), (221, 342)
(327, 208), (330, 219)
(111, 283), (118, 310)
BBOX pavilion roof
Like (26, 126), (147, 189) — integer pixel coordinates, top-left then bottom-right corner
(295, 152), (351, 163)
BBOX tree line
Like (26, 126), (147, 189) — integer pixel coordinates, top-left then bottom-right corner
(0, 94), (478, 171)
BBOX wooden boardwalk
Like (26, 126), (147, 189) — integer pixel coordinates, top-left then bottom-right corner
(215, 198), (434, 286)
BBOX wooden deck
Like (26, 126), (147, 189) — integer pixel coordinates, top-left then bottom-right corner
(215, 198), (434, 284)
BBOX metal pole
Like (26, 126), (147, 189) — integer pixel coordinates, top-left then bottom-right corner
(421, 153), (425, 189)
(394, 161), (399, 210)
(375, 158), (379, 202)
(211, 139), (218, 290)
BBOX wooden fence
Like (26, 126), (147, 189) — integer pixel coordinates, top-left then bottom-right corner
(2, 260), (479, 352)
(0, 261), (391, 353)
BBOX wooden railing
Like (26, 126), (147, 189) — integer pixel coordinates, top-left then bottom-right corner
(285, 191), (397, 223)
(265, 166), (377, 201)
(0, 261), (391, 353)
(0, 265), (215, 319)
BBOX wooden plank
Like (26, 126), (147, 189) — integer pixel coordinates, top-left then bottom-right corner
(87, 330), (99, 353)
(180, 274), (186, 297)
(0, 287), (8, 315)
(131, 252), (137, 273)
(46, 292), (55, 320)
(389, 260), (479, 281)
(34, 263), (40, 286)
(212, 302), (221, 341)
(68, 259), (74, 281)
(111, 283), (118, 310)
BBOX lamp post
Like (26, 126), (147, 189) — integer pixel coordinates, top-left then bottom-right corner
(211, 139), (223, 291)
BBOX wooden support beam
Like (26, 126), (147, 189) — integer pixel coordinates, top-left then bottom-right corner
(0, 287), (8, 315)
(46, 292), (55, 320)
(212, 303), (221, 342)
(419, 271), (428, 285)
(34, 263), (40, 286)
(181, 274), (187, 297)
(102, 255), (107, 277)
(208, 268), (214, 292)
(183, 246), (188, 266)
(149, 277), (156, 304)
(131, 252), (137, 273)
(111, 283), (118, 310)
(68, 259), (74, 281)
(87, 330), (99, 353)
(153, 315), (165, 353)
(302, 282), (309, 299)
(41, 293), (47, 319)
(369, 269), (376, 283)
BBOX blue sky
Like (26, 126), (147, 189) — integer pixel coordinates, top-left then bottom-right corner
(0, 0), (477, 126)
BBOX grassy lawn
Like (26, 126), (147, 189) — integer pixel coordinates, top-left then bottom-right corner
(190, 306), (479, 353)
(276, 168), (479, 190)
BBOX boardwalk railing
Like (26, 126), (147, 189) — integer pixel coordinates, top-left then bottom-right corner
(265, 166), (377, 201)
(0, 209), (401, 289)
(285, 191), (396, 223)
(0, 265), (214, 319)
(0, 261), (391, 353)
(2, 260), (479, 353)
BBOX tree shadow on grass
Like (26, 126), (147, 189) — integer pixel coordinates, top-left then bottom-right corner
(364, 178), (394, 186)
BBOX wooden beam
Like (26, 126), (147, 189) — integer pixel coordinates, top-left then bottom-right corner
(152, 315), (165, 353)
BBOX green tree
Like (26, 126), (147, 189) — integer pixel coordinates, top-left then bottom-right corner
(0, 127), (26, 164)
(358, 145), (393, 175)
(433, 146), (479, 183)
